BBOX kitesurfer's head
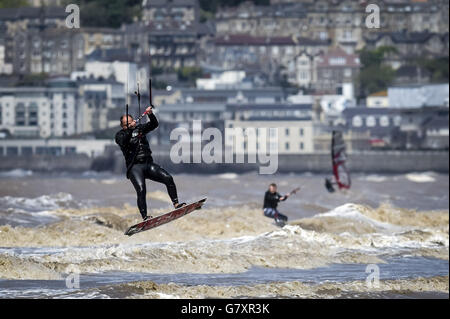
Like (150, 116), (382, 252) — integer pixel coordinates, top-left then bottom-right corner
(269, 183), (277, 193)
(120, 115), (136, 129)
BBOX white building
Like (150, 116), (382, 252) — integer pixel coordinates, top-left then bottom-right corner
(71, 61), (144, 93)
(225, 104), (315, 154)
(76, 77), (125, 133)
(0, 139), (114, 157)
(0, 78), (78, 138)
(366, 91), (389, 108)
(0, 44), (13, 75)
(196, 71), (247, 90)
(0, 77), (125, 138)
(388, 83), (449, 108)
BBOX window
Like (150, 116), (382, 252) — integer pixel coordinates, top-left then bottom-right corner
(15, 103), (26, 126)
(285, 128), (290, 136)
(65, 147), (76, 155)
(300, 142), (304, 150)
(366, 116), (376, 127)
(6, 147), (18, 156)
(28, 103), (38, 126)
(330, 57), (346, 65)
(21, 147), (33, 156)
(380, 116), (389, 127)
(319, 32), (328, 40)
(270, 142), (277, 150)
(0, 104), (2, 125)
(270, 129), (277, 138)
(36, 147), (48, 155)
(299, 128), (304, 136)
(352, 116), (362, 127)
(299, 71), (308, 80)
(285, 142), (290, 150)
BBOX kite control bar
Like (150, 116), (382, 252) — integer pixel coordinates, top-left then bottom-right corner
(286, 187), (300, 198)
(134, 109), (151, 124)
(128, 78), (156, 125)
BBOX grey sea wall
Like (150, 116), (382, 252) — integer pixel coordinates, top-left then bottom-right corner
(0, 151), (448, 174)
(151, 151), (449, 174)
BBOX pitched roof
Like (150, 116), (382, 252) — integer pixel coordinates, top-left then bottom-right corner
(422, 116), (450, 129)
(0, 6), (66, 20)
(214, 35), (296, 46)
(143, 0), (197, 8)
(86, 48), (133, 62)
(316, 47), (360, 68)
(396, 65), (431, 78)
(365, 31), (445, 44)
(368, 90), (388, 97)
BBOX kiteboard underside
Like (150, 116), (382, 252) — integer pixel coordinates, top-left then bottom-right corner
(124, 198), (207, 236)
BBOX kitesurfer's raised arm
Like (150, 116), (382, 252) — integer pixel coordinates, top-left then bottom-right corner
(141, 107), (158, 134)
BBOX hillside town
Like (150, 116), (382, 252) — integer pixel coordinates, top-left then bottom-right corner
(0, 0), (448, 163)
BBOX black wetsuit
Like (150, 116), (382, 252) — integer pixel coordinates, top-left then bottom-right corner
(115, 113), (179, 219)
(263, 191), (288, 222)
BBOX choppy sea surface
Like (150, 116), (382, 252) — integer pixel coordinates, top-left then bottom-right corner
(0, 169), (448, 298)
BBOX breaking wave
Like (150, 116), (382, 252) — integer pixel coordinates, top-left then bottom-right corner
(3, 275), (446, 299)
(217, 173), (239, 180)
(0, 193), (79, 213)
(123, 275), (450, 299)
(0, 169), (33, 178)
(359, 175), (388, 183)
(405, 172), (436, 183)
(0, 202), (447, 280)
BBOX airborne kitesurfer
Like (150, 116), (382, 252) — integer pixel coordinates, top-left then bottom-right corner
(115, 106), (185, 220)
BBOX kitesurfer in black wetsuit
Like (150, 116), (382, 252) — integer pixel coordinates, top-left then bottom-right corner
(263, 183), (290, 224)
(115, 106), (185, 220)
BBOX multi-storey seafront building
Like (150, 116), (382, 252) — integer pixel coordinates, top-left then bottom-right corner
(0, 77), (125, 138)
(225, 103), (315, 155)
(0, 78), (78, 138)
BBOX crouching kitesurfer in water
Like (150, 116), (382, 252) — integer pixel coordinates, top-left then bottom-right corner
(115, 106), (185, 220)
(263, 183), (299, 225)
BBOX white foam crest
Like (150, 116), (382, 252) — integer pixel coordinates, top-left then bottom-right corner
(0, 193), (75, 212)
(360, 175), (387, 182)
(405, 173), (436, 183)
(317, 204), (403, 233)
(0, 169), (33, 177)
(217, 173), (238, 180)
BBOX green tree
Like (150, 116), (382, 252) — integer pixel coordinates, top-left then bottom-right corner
(63, 0), (141, 28)
(357, 46), (397, 98)
(0, 0), (28, 8)
(177, 67), (204, 84)
(199, 0), (270, 17)
(416, 57), (449, 83)
(16, 73), (49, 87)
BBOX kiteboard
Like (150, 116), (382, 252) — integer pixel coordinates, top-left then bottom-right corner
(124, 198), (207, 236)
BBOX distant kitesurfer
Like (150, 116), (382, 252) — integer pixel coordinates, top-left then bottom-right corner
(115, 106), (185, 220)
(263, 183), (299, 225)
